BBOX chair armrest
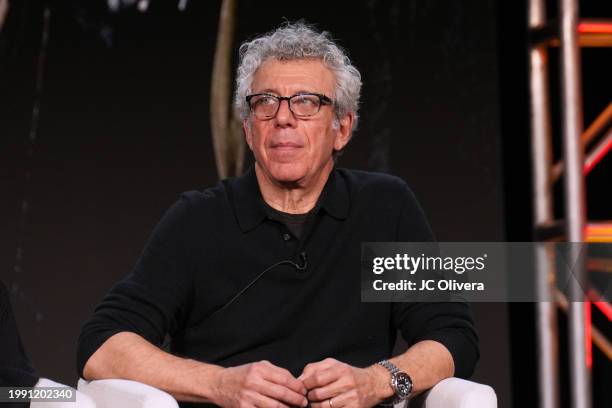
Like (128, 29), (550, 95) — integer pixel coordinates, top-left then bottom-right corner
(77, 378), (178, 408)
(31, 378), (96, 408)
(76, 376), (495, 408)
(407, 377), (497, 408)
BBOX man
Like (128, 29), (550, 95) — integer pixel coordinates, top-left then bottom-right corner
(77, 22), (478, 407)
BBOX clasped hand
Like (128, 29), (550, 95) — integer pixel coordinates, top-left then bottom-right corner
(213, 358), (383, 408)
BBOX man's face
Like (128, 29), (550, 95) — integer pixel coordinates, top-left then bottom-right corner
(244, 59), (353, 186)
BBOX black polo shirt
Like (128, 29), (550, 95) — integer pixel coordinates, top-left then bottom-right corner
(77, 166), (479, 391)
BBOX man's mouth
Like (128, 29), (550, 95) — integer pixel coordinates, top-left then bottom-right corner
(270, 142), (303, 149)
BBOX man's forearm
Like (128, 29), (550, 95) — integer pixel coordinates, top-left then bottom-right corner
(367, 340), (454, 401)
(83, 331), (223, 403)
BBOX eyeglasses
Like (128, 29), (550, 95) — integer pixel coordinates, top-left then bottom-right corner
(246, 92), (334, 119)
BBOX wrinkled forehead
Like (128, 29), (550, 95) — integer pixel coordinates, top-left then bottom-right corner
(250, 58), (336, 96)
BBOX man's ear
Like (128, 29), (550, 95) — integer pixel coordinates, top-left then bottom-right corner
(333, 112), (354, 151)
(243, 119), (253, 150)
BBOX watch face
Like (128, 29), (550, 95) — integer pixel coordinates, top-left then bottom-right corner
(394, 372), (413, 397)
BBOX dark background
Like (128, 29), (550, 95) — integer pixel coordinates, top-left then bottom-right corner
(1, 1), (610, 407)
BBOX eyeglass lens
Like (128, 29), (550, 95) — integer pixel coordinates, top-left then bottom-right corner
(250, 94), (323, 118)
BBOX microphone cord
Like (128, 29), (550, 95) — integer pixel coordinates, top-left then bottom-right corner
(207, 252), (307, 320)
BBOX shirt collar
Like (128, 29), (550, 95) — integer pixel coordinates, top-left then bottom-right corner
(229, 165), (350, 233)
(317, 167), (350, 220)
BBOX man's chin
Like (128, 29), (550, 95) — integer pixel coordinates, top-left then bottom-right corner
(271, 173), (304, 186)
(265, 166), (307, 186)
(256, 160), (334, 188)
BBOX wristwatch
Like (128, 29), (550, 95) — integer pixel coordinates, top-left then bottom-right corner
(376, 360), (413, 405)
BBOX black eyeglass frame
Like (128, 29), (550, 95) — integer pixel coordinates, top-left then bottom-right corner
(245, 92), (334, 119)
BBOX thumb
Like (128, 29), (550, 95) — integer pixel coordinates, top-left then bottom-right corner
(298, 365), (317, 382)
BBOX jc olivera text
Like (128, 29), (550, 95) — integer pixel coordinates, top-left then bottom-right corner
(372, 279), (485, 291)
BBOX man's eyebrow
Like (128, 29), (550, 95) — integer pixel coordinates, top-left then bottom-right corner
(253, 89), (319, 96)
(254, 89), (279, 95)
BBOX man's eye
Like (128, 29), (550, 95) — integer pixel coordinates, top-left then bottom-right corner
(293, 96), (317, 106)
(257, 96), (277, 105)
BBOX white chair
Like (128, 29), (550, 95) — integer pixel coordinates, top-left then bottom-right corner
(78, 377), (496, 408)
(30, 378), (96, 408)
(406, 377), (497, 408)
(77, 379), (178, 408)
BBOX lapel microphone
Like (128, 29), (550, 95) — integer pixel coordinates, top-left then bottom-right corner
(294, 251), (308, 271)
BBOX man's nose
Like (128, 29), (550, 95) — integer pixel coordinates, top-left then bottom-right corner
(274, 99), (297, 127)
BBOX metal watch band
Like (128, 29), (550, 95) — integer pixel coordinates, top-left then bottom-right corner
(377, 359), (400, 375)
(377, 360), (412, 405)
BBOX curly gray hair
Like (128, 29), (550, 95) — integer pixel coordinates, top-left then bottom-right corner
(234, 22), (362, 131)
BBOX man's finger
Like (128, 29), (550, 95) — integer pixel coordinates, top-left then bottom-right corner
(298, 359), (337, 381)
(248, 389), (292, 408)
(260, 365), (307, 396)
(254, 379), (308, 407)
(309, 392), (349, 408)
(306, 377), (349, 402)
(302, 366), (341, 390)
